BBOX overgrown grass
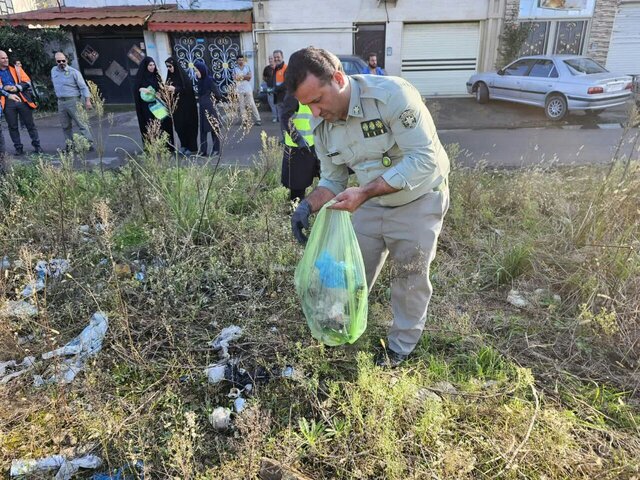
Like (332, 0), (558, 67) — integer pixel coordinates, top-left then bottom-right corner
(0, 133), (639, 478)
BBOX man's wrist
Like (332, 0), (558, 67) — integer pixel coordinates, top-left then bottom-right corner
(361, 176), (398, 200)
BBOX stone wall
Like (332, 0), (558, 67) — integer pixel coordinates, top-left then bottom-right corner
(587, 0), (620, 64)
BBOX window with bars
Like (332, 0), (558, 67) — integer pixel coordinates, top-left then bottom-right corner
(519, 20), (588, 56)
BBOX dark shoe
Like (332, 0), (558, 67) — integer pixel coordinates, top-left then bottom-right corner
(33, 146), (44, 154)
(255, 121), (262, 126)
(197, 151), (208, 157)
(15, 148), (24, 156)
(88, 145), (95, 152)
(375, 348), (408, 368)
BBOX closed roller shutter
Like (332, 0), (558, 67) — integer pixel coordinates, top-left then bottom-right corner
(606, 3), (640, 75)
(401, 22), (480, 96)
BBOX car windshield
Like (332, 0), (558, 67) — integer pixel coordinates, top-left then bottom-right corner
(563, 58), (608, 75)
(341, 59), (364, 76)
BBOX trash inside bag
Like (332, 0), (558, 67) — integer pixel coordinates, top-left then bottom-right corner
(294, 203), (367, 346)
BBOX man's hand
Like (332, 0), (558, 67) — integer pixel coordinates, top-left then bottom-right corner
(85, 99), (93, 110)
(291, 199), (312, 244)
(329, 187), (368, 213)
(8, 93), (21, 102)
(4, 85), (17, 93)
(330, 177), (399, 212)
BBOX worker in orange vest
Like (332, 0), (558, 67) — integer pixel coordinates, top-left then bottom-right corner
(272, 49), (288, 129)
(0, 50), (42, 155)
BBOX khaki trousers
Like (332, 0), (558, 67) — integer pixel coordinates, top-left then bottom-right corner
(352, 184), (449, 356)
(58, 98), (94, 144)
(238, 91), (260, 123)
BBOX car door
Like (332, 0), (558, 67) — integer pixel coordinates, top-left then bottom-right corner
(490, 59), (536, 102)
(519, 59), (559, 106)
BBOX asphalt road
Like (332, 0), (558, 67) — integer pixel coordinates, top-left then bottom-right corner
(441, 125), (639, 168)
(5, 97), (639, 170)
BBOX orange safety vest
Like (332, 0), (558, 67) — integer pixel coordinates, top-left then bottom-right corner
(274, 62), (287, 85)
(0, 65), (37, 110)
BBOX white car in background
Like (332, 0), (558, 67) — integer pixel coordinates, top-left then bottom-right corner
(466, 55), (633, 121)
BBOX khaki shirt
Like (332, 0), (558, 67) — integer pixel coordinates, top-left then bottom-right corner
(313, 75), (450, 207)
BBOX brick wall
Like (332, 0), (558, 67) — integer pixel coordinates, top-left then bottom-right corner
(587, 0), (620, 64)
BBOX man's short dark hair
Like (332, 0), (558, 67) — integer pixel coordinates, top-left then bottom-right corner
(273, 49), (284, 57)
(368, 52), (377, 59)
(285, 47), (342, 93)
(237, 54), (245, 59)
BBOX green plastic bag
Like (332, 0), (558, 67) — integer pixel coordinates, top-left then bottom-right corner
(294, 202), (368, 346)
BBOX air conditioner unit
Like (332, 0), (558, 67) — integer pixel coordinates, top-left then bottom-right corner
(377, 0), (398, 6)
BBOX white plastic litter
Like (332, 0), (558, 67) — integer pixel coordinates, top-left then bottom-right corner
(10, 454), (102, 479)
(507, 289), (529, 308)
(210, 325), (243, 358)
(205, 364), (226, 384)
(0, 356), (36, 384)
(0, 300), (38, 319)
(209, 407), (232, 430)
(34, 312), (108, 386)
(234, 397), (246, 413)
(21, 259), (70, 297)
(281, 366), (294, 378)
(1, 256), (10, 270)
(21, 278), (45, 297)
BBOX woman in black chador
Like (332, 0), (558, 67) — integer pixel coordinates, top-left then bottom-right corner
(165, 56), (198, 155)
(133, 56), (174, 149)
(194, 59), (222, 156)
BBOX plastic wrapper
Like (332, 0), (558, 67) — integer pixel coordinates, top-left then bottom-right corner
(294, 203), (367, 346)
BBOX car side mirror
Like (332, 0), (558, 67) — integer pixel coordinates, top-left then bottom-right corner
(497, 68), (505, 76)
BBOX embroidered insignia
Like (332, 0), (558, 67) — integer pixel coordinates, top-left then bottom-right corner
(360, 119), (388, 138)
(353, 105), (361, 115)
(382, 155), (392, 167)
(399, 109), (417, 129)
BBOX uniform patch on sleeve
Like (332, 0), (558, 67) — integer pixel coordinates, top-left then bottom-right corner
(399, 109), (417, 129)
(361, 119), (388, 138)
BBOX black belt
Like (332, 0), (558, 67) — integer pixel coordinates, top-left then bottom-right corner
(58, 96), (80, 101)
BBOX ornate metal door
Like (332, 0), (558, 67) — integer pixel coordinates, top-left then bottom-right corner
(171, 33), (241, 95)
(75, 29), (145, 104)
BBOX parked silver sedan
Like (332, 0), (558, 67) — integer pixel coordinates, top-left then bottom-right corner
(466, 55), (633, 121)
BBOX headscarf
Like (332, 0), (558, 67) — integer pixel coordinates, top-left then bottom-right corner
(135, 56), (161, 91)
(194, 59), (214, 97)
(165, 56), (192, 91)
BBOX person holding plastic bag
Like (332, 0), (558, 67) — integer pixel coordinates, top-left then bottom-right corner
(133, 56), (174, 150)
(294, 199), (368, 346)
(288, 47), (450, 367)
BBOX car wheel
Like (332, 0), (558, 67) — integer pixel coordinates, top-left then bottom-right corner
(545, 94), (567, 121)
(475, 82), (489, 104)
(586, 108), (604, 116)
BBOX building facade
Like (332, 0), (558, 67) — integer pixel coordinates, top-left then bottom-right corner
(502, 0), (639, 76)
(2, 0), (637, 103)
(253, 0), (506, 96)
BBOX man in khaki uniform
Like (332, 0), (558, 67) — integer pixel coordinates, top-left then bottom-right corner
(288, 47), (450, 366)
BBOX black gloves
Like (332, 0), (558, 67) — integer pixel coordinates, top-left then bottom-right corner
(291, 199), (312, 245)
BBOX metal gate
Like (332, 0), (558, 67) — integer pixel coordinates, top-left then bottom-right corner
(75, 29), (146, 104)
(171, 33), (241, 95)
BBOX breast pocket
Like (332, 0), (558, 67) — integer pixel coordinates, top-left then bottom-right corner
(364, 131), (394, 155)
(328, 145), (355, 166)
